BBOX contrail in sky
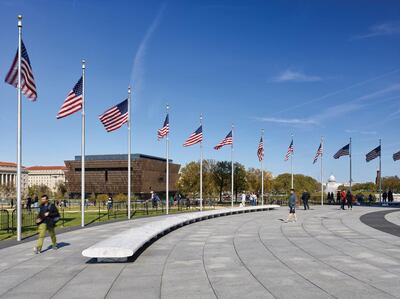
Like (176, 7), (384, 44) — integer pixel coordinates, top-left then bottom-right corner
(274, 68), (400, 115)
(130, 3), (166, 98)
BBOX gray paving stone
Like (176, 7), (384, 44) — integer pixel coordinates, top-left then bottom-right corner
(0, 206), (399, 298)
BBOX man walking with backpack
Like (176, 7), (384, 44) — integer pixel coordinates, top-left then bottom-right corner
(34, 195), (60, 254)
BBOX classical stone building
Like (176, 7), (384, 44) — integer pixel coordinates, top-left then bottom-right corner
(325, 174), (342, 194)
(0, 161), (29, 194)
(27, 166), (66, 192)
(64, 154), (180, 198)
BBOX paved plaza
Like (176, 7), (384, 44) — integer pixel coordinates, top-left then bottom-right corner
(0, 206), (399, 299)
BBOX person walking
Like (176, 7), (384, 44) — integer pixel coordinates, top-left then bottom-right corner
(346, 190), (353, 210)
(329, 192), (334, 205)
(26, 196), (32, 212)
(368, 193), (374, 205)
(34, 195), (60, 254)
(388, 190), (394, 203)
(286, 189), (297, 222)
(382, 191), (388, 203)
(336, 191), (341, 205)
(107, 195), (113, 210)
(301, 190), (310, 210)
(340, 190), (346, 210)
(241, 193), (246, 207)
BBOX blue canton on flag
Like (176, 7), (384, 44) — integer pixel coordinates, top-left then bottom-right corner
(333, 144), (350, 159)
(99, 99), (129, 132)
(366, 145), (381, 162)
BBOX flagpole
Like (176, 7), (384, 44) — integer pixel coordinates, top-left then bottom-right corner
(128, 86), (132, 219)
(16, 15), (22, 241)
(166, 104), (169, 215)
(349, 137), (352, 193)
(321, 136), (324, 206)
(81, 60), (86, 227)
(261, 129), (264, 205)
(379, 139), (382, 203)
(200, 114), (203, 211)
(231, 124), (234, 208)
(291, 133), (294, 189)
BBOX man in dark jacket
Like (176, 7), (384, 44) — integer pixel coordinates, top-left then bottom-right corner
(286, 189), (297, 222)
(382, 191), (388, 203)
(346, 190), (353, 210)
(388, 190), (394, 202)
(301, 190), (310, 210)
(34, 195), (59, 254)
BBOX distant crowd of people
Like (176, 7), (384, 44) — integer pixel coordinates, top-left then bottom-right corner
(240, 192), (259, 207)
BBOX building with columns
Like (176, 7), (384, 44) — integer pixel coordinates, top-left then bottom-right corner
(27, 166), (66, 192)
(0, 162), (29, 194)
(325, 174), (342, 194)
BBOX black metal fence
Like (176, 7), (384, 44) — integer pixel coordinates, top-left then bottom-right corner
(0, 210), (10, 232)
(0, 198), (217, 237)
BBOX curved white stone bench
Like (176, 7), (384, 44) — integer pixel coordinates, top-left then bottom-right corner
(82, 205), (279, 260)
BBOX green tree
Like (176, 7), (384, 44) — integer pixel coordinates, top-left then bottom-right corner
(114, 193), (128, 201)
(382, 176), (400, 192)
(97, 194), (109, 204)
(203, 159), (218, 199)
(177, 160), (218, 199)
(352, 182), (376, 192)
(211, 161), (231, 202)
(28, 184), (51, 198)
(177, 161), (201, 198)
(54, 182), (67, 199)
(233, 163), (247, 202)
(246, 168), (273, 194)
(272, 173), (319, 195)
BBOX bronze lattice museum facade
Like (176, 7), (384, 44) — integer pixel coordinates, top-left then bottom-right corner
(64, 154), (180, 198)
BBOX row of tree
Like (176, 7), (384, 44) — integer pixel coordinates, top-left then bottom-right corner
(349, 176), (400, 193)
(176, 160), (321, 201)
(0, 182), (68, 200)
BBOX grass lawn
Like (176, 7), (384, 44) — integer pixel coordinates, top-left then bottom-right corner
(0, 205), (212, 241)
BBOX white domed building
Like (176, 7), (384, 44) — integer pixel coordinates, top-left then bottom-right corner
(325, 174), (342, 194)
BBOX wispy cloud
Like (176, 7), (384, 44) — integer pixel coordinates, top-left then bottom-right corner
(256, 84), (400, 127)
(311, 85), (400, 124)
(272, 69), (322, 83)
(274, 69), (400, 115)
(357, 84), (400, 100)
(389, 108), (400, 117)
(256, 117), (317, 125)
(354, 22), (400, 39)
(130, 3), (166, 94)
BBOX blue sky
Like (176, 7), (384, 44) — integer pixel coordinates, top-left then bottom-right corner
(1, 0), (400, 184)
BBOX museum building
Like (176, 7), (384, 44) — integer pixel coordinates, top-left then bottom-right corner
(64, 154), (180, 198)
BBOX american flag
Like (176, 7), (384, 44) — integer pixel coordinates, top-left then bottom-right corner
(99, 99), (128, 132)
(5, 40), (37, 101)
(183, 125), (203, 147)
(284, 140), (294, 161)
(157, 114), (169, 139)
(57, 77), (83, 119)
(214, 131), (233, 150)
(366, 145), (381, 162)
(313, 143), (323, 164)
(333, 144), (350, 159)
(393, 151), (400, 162)
(257, 137), (264, 162)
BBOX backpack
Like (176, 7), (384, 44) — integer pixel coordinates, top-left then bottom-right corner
(51, 204), (61, 224)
